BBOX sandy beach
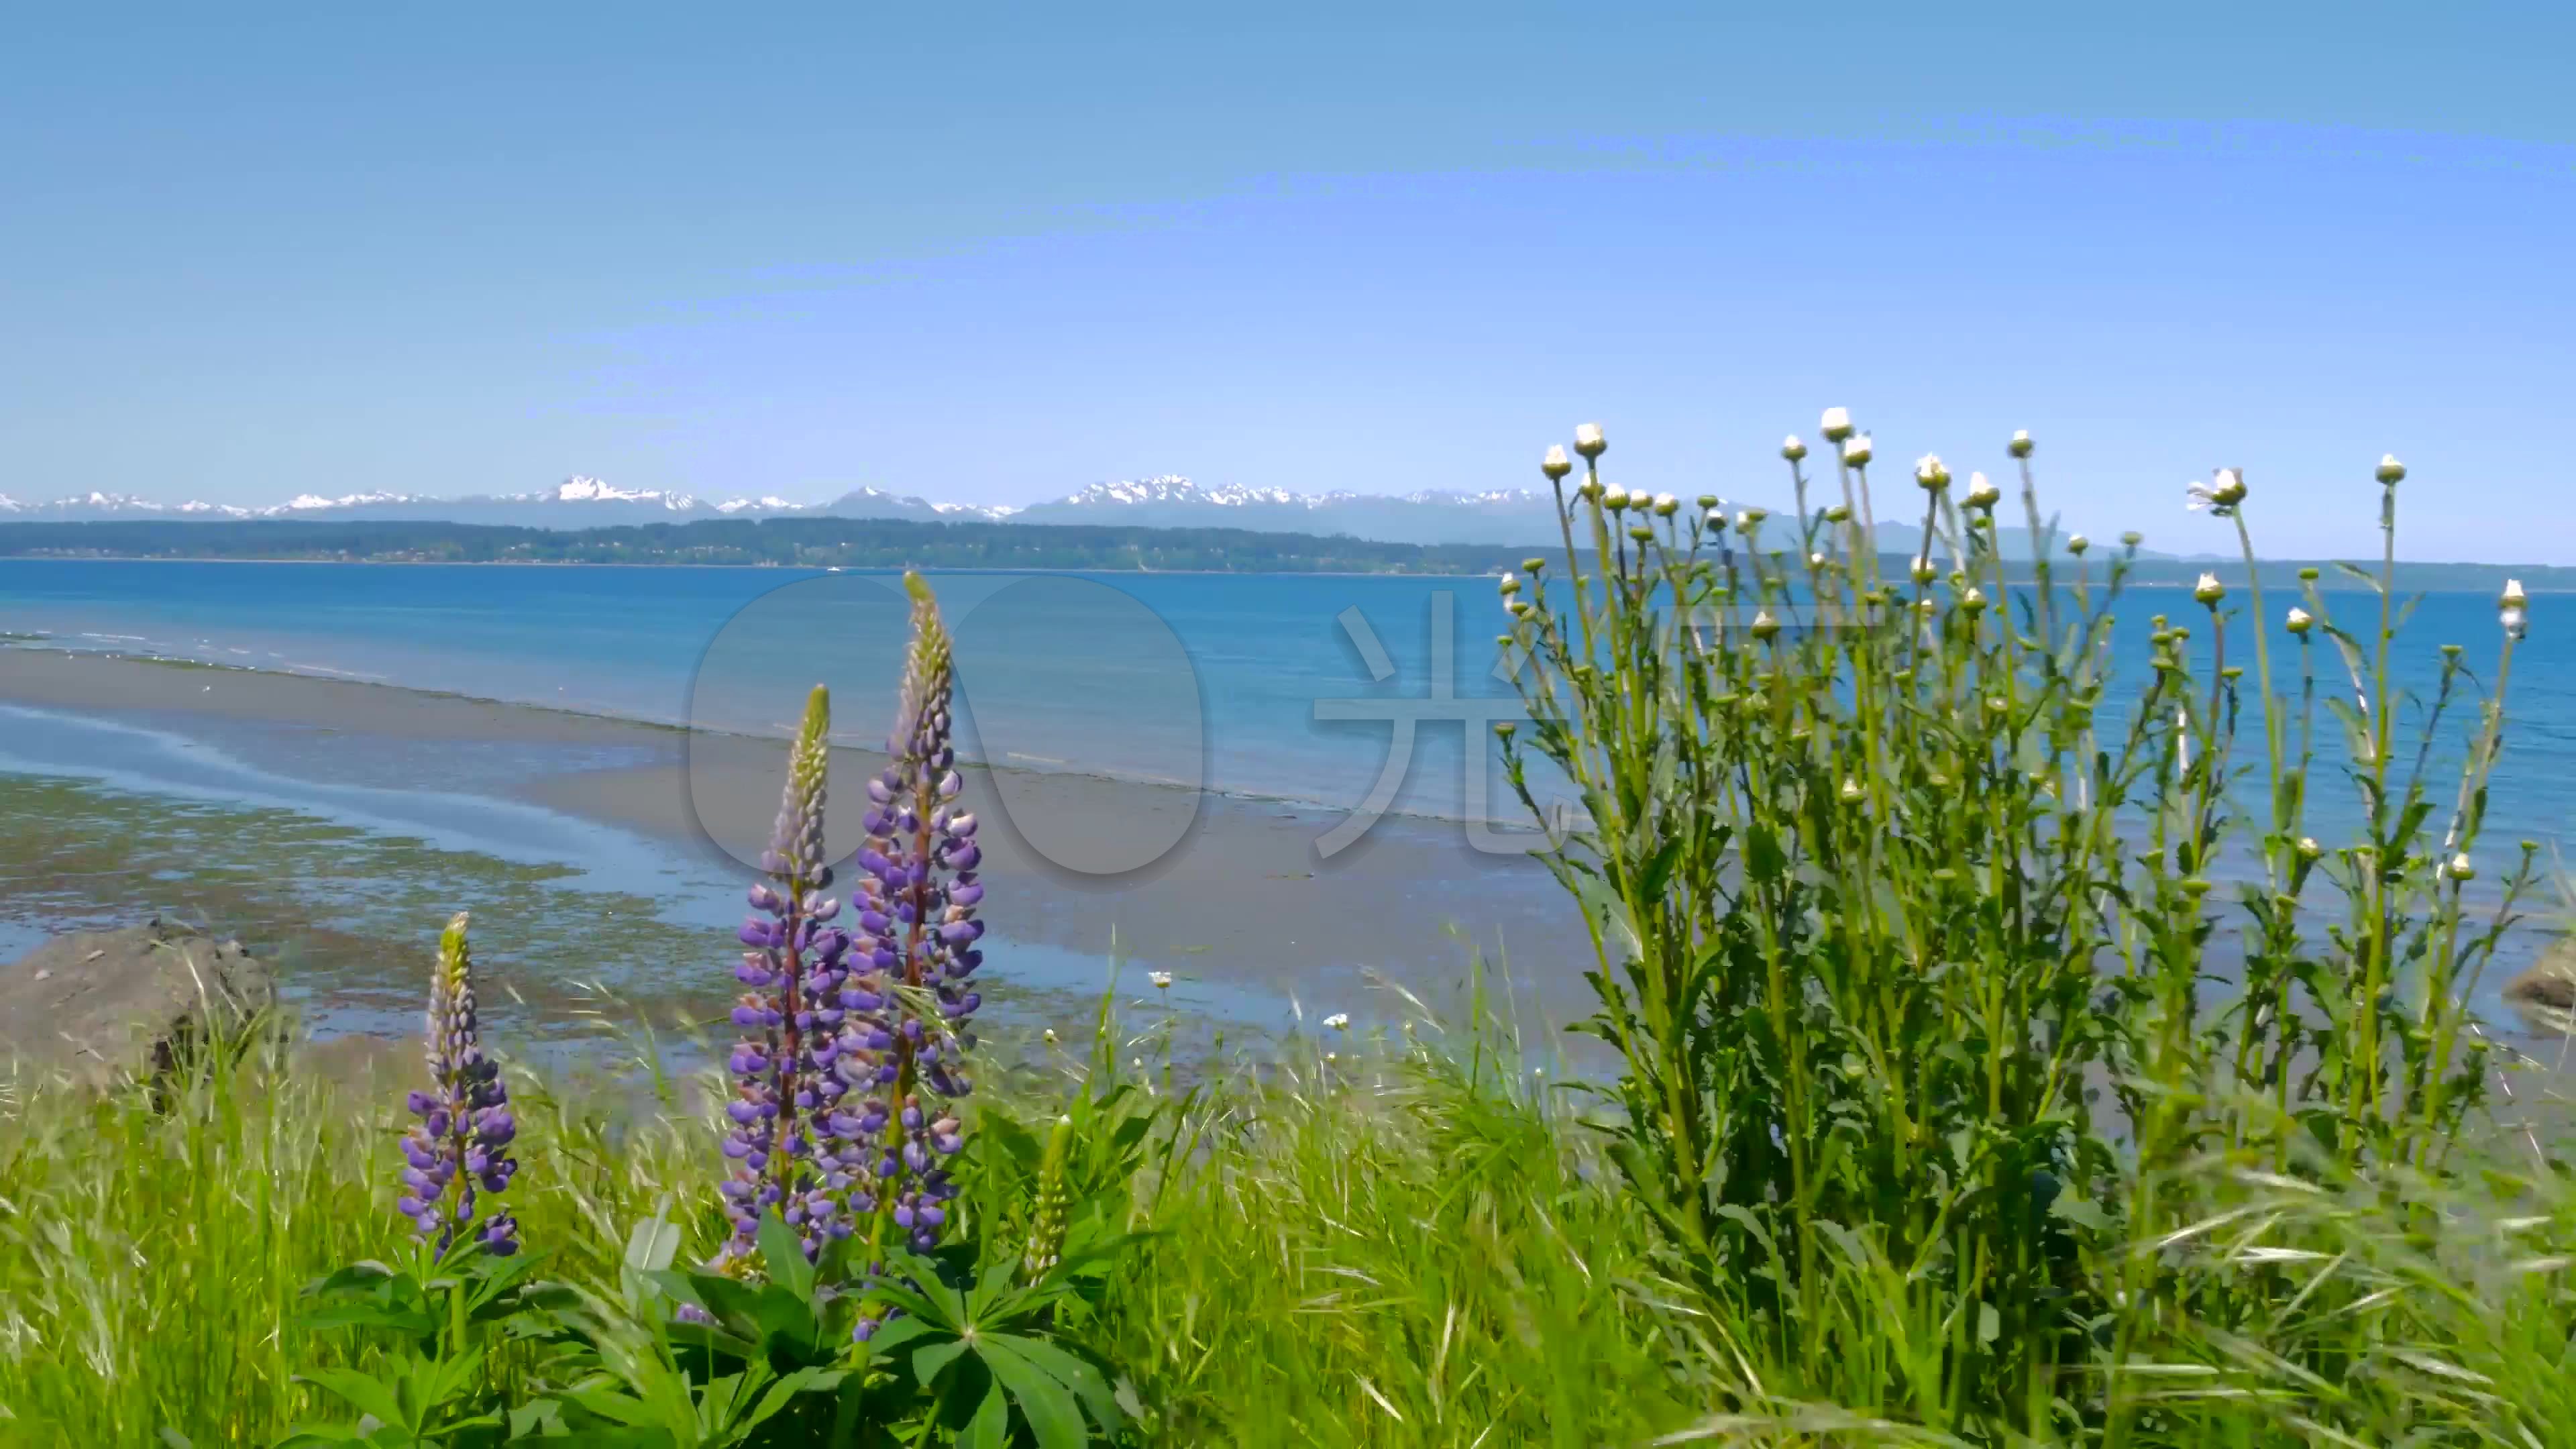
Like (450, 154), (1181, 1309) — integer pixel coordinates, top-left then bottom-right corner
(0, 648), (1593, 1022)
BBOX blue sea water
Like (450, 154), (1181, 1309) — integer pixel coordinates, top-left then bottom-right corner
(1, 559), (2571, 1042)
(2, 559), (2570, 847)
(0, 561), (1545, 824)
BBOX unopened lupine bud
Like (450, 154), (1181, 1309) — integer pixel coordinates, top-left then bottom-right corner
(1542, 445), (1573, 480)
(2377, 453), (2406, 484)
(397, 912), (519, 1256)
(1782, 435), (1809, 462)
(1820, 407), (1854, 442)
(2008, 429), (2033, 459)
(1572, 423), (1606, 459)
(2286, 606), (2314, 635)
(2194, 572), (2226, 605)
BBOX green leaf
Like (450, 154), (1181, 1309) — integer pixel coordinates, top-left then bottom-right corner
(291, 1368), (412, 1433)
(977, 1337), (1091, 1449)
(912, 1336), (972, 1389)
(989, 1332), (1122, 1433)
(961, 1379), (1010, 1449)
(623, 1216), (682, 1275)
(753, 1212), (815, 1307)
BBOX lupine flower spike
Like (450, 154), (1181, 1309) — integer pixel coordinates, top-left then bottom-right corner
(713, 683), (858, 1273)
(843, 574), (981, 1338)
(398, 912), (519, 1256)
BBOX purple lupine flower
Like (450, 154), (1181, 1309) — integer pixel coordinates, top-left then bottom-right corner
(397, 912), (519, 1256)
(837, 575), (982, 1340)
(712, 684), (859, 1275)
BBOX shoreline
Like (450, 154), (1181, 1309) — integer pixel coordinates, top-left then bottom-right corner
(0, 647), (1591, 1014)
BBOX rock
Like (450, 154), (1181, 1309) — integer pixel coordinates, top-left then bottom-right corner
(2503, 934), (2576, 1036)
(0, 918), (276, 1085)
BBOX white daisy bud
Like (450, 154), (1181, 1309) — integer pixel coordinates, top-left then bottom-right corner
(2285, 606), (2314, 635)
(1910, 555), (1938, 584)
(2065, 534), (2090, 555)
(2376, 453), (2406, 485)
(1542, 445), (1574, 480)
(1839, 777), (1864, 803)
(2448, 853), (2475, 881)
(1498, 572), (1521, 596)
(1323, 1012), (1350, 1031)
(2194, 572), (2226, 604)
(2008, 429), (2033, 459)
(1653, 492), (1679, 517)
(1572, 423), (1606, 459)
(1782, 435), (1809, 462)
(1148, 970), (1173, 989)
(1750, 608), (1780, 641)
(1819, 407), (1854, 442)
(2501, 578), (2530, 608)
(1912, 452), (1945, 488)
(2296, 837), (2322, 860)
(1961, 586), (1988, 614)
(1602, 485), (1629, 511)
(1963, 473), (2002, 509)
(1842, 434), (1873, 467)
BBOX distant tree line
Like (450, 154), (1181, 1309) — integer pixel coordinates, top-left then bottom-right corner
(0, 517), (2559, 592)
(0, 517), (1546, 574)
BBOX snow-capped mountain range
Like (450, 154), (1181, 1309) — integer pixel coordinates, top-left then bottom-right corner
(0, 475), (1578, 547)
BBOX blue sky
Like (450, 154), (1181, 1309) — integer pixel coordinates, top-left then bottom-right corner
(6, 3), (2573, 560)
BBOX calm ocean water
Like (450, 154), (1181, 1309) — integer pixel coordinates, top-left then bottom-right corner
(1, 557), (2571, 855)
(3, 559), (2572, 1044)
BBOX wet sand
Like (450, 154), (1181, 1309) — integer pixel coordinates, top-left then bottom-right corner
(0, 649), (1594, 1019)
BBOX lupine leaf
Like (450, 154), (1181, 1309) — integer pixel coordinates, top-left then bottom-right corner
(976, 1338), (1091, 1449)
(990, 1331), (1123, 1432)
(753, 1212), (814, 1307)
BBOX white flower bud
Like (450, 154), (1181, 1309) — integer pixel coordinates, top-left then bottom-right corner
(1148, 970), (1173, 989)
(2065, 533), (2089, 555)
(2376, 453), (2406, 484)
(1819, 407), (1854, 442)
(1750, 608), (1780, 641)
(2285, 606), (2313, 635)
(1912, 452), (1945, 489)
(1964, 473), (2001, 509)
(1910, 555), (1938, 584)
(2008, 429), (2033, 459)
(2194, 572), (2226, 605)
(1498, 572), (1521, 596)
(2296, 837), (2322, 861)
(1782, 435), (1809, 462)
(1809, 551), (1829, 569)
(1841, 434), (1872, 466)
(1652, 492), (1679, 517)
(1961, 586), (1987, 614)
(1839, 777), (1864, 803)
(1602, 485), (1630, 511)
(1572, 423), (1606, 459)
(2502, 578), (2530, 608)
(1542, 445), (1573, 480)
(1324, 1012), (1350, 1031)
(2448, 852), (2475, 881)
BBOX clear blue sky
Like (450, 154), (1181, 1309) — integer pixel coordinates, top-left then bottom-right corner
(6, 3), (2573, 560)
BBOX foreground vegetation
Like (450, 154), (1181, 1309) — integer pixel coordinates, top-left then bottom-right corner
(5, 413), (2575, 1444)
